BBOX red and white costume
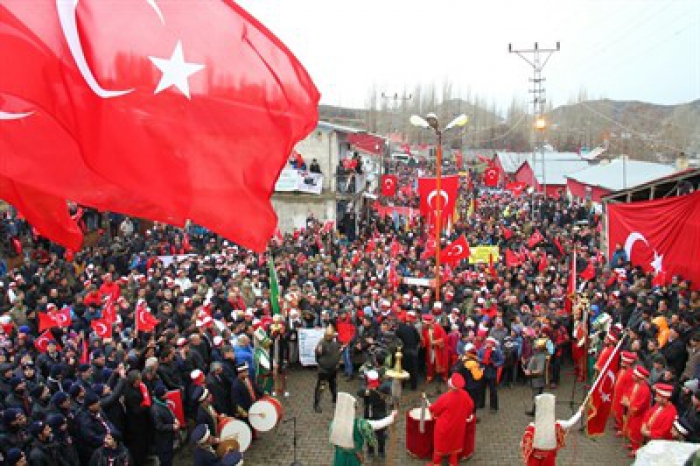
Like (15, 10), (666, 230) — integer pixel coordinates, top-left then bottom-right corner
(624, 365), (651, 453)
(428, 373), (473, 466)
(521, 394), (582, 466)
(421, 315), (448, 383)
(612, 351), (637, 433)
(641, 383), (677, 442)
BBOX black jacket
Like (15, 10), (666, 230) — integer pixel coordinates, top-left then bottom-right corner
(206, 372), (232, 416)
(150, 400), (176, 452)
(77, 409), (116, 462)
(28, 439), (59, 466)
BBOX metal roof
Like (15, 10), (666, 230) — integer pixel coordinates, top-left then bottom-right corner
(565, 158), (676, 191)
(317, 121), (365, 134)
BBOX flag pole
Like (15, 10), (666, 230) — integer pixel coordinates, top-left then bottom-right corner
(434, 132), (443, 302)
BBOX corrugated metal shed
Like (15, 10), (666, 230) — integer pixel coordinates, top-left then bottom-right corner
(565, 158), (676, 191)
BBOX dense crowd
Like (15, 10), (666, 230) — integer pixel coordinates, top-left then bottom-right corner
(0, 157), (698, 465)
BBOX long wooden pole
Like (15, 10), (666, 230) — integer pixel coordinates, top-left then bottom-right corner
(434, 132), (443, 302)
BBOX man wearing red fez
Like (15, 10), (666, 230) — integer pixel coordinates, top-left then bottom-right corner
(624, 365), (652, 456)
(421, 314), (448, 385)
(640, 383), (678, 447)
(428, 373), (473, 466)
(613, 351), (637, 436)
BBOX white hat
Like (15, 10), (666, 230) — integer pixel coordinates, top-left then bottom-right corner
(533, 394), (557, 450)
(329, 393), (357, 450)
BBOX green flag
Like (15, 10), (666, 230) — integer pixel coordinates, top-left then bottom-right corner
(268, 256), (280, 315)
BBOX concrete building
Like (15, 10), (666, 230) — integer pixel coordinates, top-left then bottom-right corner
(272, 121), (384, 235)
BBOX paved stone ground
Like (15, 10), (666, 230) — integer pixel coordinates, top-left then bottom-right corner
(175, 365), (631, 465)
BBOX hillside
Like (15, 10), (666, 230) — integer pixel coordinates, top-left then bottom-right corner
(318, 98), (699, 159)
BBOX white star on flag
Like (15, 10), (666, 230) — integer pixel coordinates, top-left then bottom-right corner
(650, 251), (664, 273)
(149, 41), (204, 99)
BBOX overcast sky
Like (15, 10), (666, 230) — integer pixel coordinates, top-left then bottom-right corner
(238, 0), (699, 113)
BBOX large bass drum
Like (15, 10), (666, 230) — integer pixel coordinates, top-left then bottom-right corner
(406, 407), (434, 459)
(216, 417), (252, 456)
(249, 395), (284, 432)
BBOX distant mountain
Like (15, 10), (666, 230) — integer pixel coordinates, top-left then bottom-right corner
(318, 98), (699, 159)
(549, 99), (700, 158)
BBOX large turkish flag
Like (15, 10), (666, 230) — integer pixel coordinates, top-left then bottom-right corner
(0, 0), (320, 252)
(418, 175), (459, 222)
(607, 191), (700, 288)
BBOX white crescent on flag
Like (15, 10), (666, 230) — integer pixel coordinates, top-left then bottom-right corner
(138, 309), (150, 326)
(0, 110), (34, 120)
(94, 321), (108, 337)
(57, 0), (143, 98)
(599, 369), (616, 403)
(624, 232), (649, 260)
(427, 189), (449, 210)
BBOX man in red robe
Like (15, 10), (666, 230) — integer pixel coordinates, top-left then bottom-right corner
(571, 304), (588, 382)
(428, 373), (473, 466)
(520, 393), (582, 465)
(613, 351), (637, 436)
(641, 383), (677, 446)
(421, 314), (448, 384)
(623, 365), (651, 457)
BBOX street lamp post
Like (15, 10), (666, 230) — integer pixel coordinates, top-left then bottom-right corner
(410, 113), (468, 302)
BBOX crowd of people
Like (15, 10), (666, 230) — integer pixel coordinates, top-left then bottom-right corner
(0, 155), (698, 465)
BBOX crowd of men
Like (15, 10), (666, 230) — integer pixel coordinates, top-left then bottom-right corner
(0, 156), (698, 465)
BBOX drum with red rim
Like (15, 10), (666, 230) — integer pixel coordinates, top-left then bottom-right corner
(406, 407), (434, 459)
(216, 417), (252, 453)
(248, 395), (284, 432)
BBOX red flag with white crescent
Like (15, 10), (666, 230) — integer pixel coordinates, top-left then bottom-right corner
(34, 330), (60, 353)
(586, 343), (621, 436)
(418, 176), (460, 222)
(136, 304), (159, 332)
(38, 312), (59, 332)
(439, 235), (470, 266)
(91, 317), (113, 339)
(608, 190), (700, 288)
(380, 175), (398, 197)
(165, 390), (186, 425)
(0, 0), (320, 252)
(56, 307), (72, 328)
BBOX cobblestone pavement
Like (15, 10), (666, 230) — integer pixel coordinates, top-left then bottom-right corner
(175, 365), (631, 466)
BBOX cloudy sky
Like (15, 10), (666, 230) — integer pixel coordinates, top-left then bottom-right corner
(238, 0), (699, 112)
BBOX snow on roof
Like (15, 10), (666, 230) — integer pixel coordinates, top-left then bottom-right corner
(495, 152), (529, 173)
(565, 158), (677, 191)
(498, 151), (589, 184)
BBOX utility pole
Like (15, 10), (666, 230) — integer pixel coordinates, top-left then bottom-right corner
(379, 92), (412, 184)
(509, 42), (559, 218)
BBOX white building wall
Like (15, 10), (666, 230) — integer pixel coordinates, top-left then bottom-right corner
(272, 195), (336, 232)
(292, 128), (341, 192)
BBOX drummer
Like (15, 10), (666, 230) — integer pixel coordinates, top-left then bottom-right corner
(193, 386), (218, 438)
(231, 362), (263, 422)
(192, 424), (245, 466)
